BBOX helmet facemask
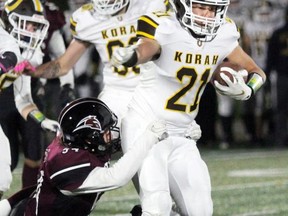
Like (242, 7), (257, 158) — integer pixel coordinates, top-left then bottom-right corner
(74, 118), (121, 155)
(8, 12), (49, 59)
(92, 0), (129, 16)
(171, 0), (230, 42)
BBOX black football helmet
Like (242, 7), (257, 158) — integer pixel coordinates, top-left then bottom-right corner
(58, 97), (121, 155)
(169, 0), (230, 42)
(2, 0), (49, 59)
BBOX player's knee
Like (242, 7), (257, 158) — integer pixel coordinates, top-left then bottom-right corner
(0, 165), (12, 192)
(141, 191), (172, 215)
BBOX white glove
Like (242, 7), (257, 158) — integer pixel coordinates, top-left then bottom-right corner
(148, 120), (168, 141)
(184, 120), (202, 141)
(41, 118), (60, 133)
(111, 45), (137, 67)
(214, 68), (252, 100)
(0, 199), (11, 216)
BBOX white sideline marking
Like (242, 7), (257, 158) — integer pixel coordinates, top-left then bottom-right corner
(228, 168), (288, 177)
(213, 180), (288, 191)
(232, 209), (278, 216)
(204, 150), (288, 161)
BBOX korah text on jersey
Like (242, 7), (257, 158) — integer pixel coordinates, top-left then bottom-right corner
(174, 51), (219, 66)
(101, 25), (137, 40)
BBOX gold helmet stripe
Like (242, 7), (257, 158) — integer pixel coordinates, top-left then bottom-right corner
(5, 0), (23, 12)
(5, 0), (43, 13)
(32, 0), (43, 13)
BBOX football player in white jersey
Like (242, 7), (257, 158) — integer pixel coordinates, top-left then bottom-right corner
(21, 0), (169, 127)
(111, 0), (266, 215)
(0, 24), (21, 200)
(0, 0), (59, 198)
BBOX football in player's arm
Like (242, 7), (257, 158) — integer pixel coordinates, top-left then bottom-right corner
(110, 0), (266, 215)
(0, 97), (168, 216)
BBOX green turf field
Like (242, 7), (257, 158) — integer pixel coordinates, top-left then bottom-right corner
(5, 148), (288, 216)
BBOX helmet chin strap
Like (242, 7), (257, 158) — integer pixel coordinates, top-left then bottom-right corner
(188, 28), (206, 39)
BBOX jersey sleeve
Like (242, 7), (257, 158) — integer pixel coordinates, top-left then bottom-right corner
(69, 3), (96, 43)
(14, 75), (34, 114)
(220, 18), (240, 55)
(69, 127), (161, 194)
(136, 11), (173, 42)
(46, 149), (99, 192)
(136, 13), (163, 40)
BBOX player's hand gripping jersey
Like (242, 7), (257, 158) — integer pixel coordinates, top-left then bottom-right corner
(69, 0), (168, 91)
(130, 11), (240, 130)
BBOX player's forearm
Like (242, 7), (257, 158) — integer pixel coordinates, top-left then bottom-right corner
(20, 104), (38, 120)
(70, 129), (160, 194)
(136, 38), (161, 64)
(33, 60), (66, 79)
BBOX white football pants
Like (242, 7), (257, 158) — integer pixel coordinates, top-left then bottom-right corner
(122, 110), (213, 216)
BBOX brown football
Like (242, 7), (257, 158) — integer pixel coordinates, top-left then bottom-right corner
(211, 61), (245, 86)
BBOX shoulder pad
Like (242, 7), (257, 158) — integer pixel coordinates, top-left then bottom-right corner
(69, 3), (95, 38)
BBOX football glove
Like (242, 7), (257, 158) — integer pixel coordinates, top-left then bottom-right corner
(111, 45), (138, 67)
(41, 118), (60, 133)
(184, 120), (202, 141)
(214, 68), (252, 100)
(148, 120), (168, 141)
(0, 199), (11, 216)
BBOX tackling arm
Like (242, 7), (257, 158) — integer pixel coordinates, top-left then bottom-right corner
(61, 120), (167, 195)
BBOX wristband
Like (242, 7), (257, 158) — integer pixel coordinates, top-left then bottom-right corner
(247, 73), (264, 94)
(28, 110), (45, 125)
(123, 49), (138, 67)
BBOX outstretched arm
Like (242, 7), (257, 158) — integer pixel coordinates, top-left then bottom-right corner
(24, 39), (90, 79)
(61, 120), (168, 195)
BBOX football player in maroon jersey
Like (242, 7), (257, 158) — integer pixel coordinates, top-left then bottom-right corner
(0, 97), (168, 216)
